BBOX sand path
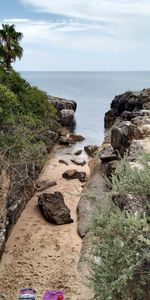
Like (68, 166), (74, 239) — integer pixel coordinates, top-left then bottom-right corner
(0, 145), (92, 300)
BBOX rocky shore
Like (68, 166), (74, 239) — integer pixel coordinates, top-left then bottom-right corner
(0, 87), (149, 299)
(77, 89), (150, 299)
(0, 96), (79, 259)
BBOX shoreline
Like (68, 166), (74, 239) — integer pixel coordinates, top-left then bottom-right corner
(0, 144), (93, 300)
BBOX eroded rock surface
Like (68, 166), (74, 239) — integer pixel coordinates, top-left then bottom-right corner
(62, 169), (87, 182)
(38, 192), (73, 225)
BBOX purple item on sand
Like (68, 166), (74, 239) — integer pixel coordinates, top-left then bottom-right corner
(19, 289), (36, 299)
(42, 290), (64, 300)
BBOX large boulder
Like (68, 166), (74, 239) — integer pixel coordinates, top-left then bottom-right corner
(38, 192), (73, 225)
(48, 96), (77, 127)
(48, 97), (77, 112)
(111, 121), (135, 156)
(99, 145), (118, 162)
(58, 109), (75, 127)
(62, 169), (87, 182)
(84, 145), (99, 157)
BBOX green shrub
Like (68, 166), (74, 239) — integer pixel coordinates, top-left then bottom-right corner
(91, 206), (150, 300)
(0, 83), (18, 124)
(111, 152), (150, 197)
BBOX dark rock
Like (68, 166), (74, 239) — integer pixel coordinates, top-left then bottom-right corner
(99, 145), (118, 162)
(84, 145), (99, 157)
(101, 160), (119, 178)
(62, 169), (87, 182)
(112, 193), (146, 213)
(36, 180), (57, 192)
(58, 109), (75, 127)
(111, 121), (135, 156)
(59, 159), (69, 166)
(104, 90), (150, 128)
(38, 192), (73, 225)
(69, 133), (85, 142)
(59, 136), (70, 145)
(71, 159), (86, 166)
(104, 109), (116, 128)
(74, 150), (82, 156)
(48, 96), (77, 112)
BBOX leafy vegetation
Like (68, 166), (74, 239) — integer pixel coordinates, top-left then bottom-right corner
(111, 152), (150, 197)
(92, 207), (150, 300)
(0, 66), (58, 167)
(0, 24), (23, 70)
(91, 152), (150, 300)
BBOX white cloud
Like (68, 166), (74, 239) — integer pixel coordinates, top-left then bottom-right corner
(3, 1), (150, 70)
(4, 18), (30, 23)
(21, 0), (150, 23)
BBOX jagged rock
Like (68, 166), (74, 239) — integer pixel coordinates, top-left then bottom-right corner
(112, 193), (147, 213)
(38, 192), (73, 225)
(84, 145), (99, 157)
(111, 121), (135, 156)
(68, 133), (85, 142)
(71, 159), (86, 166)
(101, 160), (119, 178)
(36, 180), (57, 192)
(59, 132), (85, 145)
(99, 145), (118, 162)
(59, 159), (69, 166)
(62, 169), (87, 182)
(58, 109), (75, 127)
(74, 150), (82, 155)
(59, 136), (70, 145)
(48, 96), (77, 112)
(105, 90), (150, 128)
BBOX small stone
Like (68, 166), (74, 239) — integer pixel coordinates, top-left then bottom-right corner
(71, 159), (86, 166)
(74, 150), (82, 155)
(36, 180), (57, 192)
(62, 169), (87, 182)
(59, 159), (69, 166)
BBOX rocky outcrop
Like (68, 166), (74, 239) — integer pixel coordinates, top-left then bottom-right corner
(84, 145), (99, 157)
(62, 169), (87, 182)
(38, 192), (73, 225)
(105, 90), (150, 128)
(48, 96), (77, 127)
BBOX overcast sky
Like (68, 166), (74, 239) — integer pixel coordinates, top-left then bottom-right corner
(0, 0), (150, 71)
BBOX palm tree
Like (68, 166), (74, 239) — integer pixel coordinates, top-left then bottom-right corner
(0, 24), (23, 70)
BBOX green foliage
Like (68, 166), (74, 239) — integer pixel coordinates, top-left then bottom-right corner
(0, 83), (18, 124)
(0, 67), (58, 169)
(111, 152), (150, 197)
(91, 206), (150, 300)
(91, 152), (150, 299)
(0, 23), (23, 70)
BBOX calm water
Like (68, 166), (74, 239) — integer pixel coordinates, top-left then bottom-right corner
(21, 71), (150, 146)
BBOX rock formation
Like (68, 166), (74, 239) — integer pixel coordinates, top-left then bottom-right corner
(38, 192), (73, 225)
(48, 96), (77, 127)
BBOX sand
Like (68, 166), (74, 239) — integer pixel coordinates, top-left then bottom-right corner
(0, 145), (93, 300)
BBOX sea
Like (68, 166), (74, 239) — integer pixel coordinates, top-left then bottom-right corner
(21, 71), (150, 147)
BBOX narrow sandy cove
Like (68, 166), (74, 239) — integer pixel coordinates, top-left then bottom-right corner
(0, 145), (92, 300)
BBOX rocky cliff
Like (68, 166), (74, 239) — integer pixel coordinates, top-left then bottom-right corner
(78, 89), (150, 299)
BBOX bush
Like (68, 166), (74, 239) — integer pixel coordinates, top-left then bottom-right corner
(91, 152), (150, 299)
(111, 152), (150, 197)
(91, 206), (150, 300)
(0, 83), (18, 124)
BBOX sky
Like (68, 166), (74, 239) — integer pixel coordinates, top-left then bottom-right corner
(0, 0), (150, 71)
